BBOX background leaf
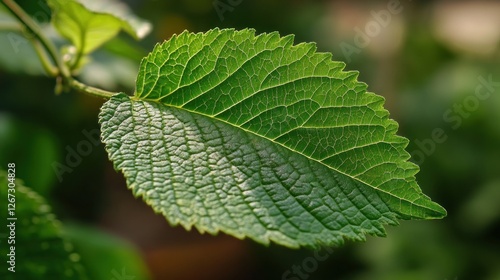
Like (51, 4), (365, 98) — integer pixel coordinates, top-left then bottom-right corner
(0, 113), (60, 197)
(100, 29), (445, 248)
(0, 170), (87, 279)
(78, 0), (152, 40)
(47, 0), (151, 55)
(64, 224), (151, 280)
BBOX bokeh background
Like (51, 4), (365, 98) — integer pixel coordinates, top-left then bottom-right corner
(1, 0), (499, 279)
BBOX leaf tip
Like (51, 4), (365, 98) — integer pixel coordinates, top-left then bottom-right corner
(426, 202), (447, 219)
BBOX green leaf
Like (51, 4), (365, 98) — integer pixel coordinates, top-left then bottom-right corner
(99, 29), (446, 248)
(0, 114), (60, 197)
(0, 170), (87, 279)
(47, 0), (151, 54)
(77, 0), (152, 39)
(64, 224), (151, 280)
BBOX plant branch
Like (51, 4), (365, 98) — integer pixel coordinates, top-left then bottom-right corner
(69, 79), (116, 99)
(0, 22), (57, 76)
(71, 29), (86, 71)
(2, 0), (69, 78)
(2, 0), (117, 99)
(0, 22), (22, 32)
(32, 40), (59, 76)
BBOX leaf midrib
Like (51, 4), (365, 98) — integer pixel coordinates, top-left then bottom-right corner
(129, 94), (433, 216)
(123, 98), (394, 244)
(131, 29), (441, 217)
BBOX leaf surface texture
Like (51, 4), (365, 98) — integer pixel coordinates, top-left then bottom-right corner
(100, 29), (446, 248)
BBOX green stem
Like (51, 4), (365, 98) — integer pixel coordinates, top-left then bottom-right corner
(0, 22), (22, 32)
(2, 0), (69, 78)
(32, 39), (59, 76)
(1, 0), (116, 99)
(71, 28), (86, 71)
(0, 22), (57, 76)
(69, 79), (116, 99)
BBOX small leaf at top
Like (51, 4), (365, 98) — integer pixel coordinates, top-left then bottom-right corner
(77, 0), (152, 39)
(47, 0), (151, 55)
(99, 29), (446, 248)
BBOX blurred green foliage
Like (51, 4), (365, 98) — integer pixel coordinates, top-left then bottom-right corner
(0, 171), (88, 279)
(1, 1), (499, 279)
